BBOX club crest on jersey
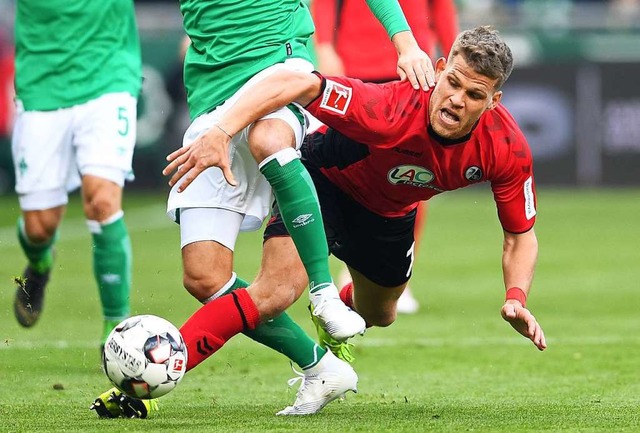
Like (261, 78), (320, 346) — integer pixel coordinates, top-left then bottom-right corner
(387, 165), (434, 187)
(465, 166), (483, 181)
(320, 80), (352, 115)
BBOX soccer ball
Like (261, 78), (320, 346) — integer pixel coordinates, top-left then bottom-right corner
(102, 314), (187, 399)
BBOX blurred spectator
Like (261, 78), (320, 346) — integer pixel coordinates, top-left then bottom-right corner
(313, 0), (458, 79)
(312, 0), (459, 314)
(0, 26), (15, 194)
(163, 35), (191, 152)
(0, 28), (14, 137)
(608, 0), (640, 28)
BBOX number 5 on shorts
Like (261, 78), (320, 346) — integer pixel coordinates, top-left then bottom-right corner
(118, 106), (129, 136)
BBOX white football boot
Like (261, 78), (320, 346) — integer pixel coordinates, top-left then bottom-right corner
(277, 351), (358, 416)
(309, 282), (366, 341)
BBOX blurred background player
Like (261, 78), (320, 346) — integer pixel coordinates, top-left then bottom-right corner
(312, 0), (459, 313)
(11, 0), (141, 346)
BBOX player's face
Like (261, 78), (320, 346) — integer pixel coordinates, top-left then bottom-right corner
(429, 56), (502, 139)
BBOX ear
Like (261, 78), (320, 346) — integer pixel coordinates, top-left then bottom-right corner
(487, 90), (502, 110)
(434, 57), (447, 80)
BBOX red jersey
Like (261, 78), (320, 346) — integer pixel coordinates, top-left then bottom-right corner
(312, 0), (458, 80)
(305, 75), (537, 234)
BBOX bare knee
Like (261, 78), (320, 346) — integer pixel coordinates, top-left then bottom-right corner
(23, 209), (63, 244)
(183, 272), (232, 302)
(23, 221), (56, 244)
(248, 119), (295, 163)
(83, 191), (120, 221)
(362, 310), (397, 328)
(82, 177), (122, 221)
(181, 241), (234, 302)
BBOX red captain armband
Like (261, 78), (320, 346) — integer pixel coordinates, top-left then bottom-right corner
(505, 287), (527, 308)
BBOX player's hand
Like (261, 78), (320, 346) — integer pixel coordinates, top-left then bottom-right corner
(392, 31), (435, 90)
(162, 125), (237, 191)
(501, 301), (547, 351)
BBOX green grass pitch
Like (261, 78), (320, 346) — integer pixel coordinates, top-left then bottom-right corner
(0, 187), (638, 432)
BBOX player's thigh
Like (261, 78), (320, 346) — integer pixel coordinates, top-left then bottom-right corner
(349, 266), (407, 327)
(324, 188), (418, 289)
(74, 92), (137, 189)
(249, 236), (308, 318)
(12, 105), (75, 211)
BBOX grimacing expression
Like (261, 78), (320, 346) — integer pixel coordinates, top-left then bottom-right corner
(428, 55), (502, 139)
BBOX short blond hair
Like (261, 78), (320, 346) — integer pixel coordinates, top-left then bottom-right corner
(449, 25), (513, 89)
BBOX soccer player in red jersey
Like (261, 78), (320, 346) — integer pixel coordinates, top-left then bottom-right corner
(163, 25), (546, 412)
(312, 0), (460, 315)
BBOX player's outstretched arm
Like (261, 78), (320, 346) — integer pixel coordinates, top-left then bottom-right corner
(162, 70), (322, 190)
(500, 229), (547, 351)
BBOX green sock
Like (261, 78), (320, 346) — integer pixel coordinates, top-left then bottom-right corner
(221, 274), (327, 370)
(90, 213), (131, 322)
(245, 313), (327, 370)
(17, 217), (56, 274)
(260, 154), (332, 292)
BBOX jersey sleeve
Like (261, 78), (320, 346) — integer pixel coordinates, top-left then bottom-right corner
(305, 73), (413, 146)
(490, 127), (537, 234)
(364, 0), (411, 39)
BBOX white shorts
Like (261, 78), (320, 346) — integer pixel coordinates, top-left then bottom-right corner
(12, 92), (137, 211)
(178, 207), (243, 251)
(167, 58), (314, 238)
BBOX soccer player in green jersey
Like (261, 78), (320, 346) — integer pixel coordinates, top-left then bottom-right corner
(161, 0), (434, 415)
(11, 0), (141, 345)
(166, 2), (433, 346)
(92, 0), (435, 418)
(165, 0), (435, 343)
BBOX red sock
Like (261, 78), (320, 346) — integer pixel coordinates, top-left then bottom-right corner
(180, 288), (260, 371)
(339, 282), (354, 309)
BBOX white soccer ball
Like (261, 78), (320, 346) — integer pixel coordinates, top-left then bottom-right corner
(102, 314), (187, 399)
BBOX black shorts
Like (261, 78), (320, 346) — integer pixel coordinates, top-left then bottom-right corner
(263, 157), (416, 287)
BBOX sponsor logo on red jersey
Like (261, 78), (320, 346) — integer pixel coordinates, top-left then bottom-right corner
(387, 165), (435, 188)
(320, 80), (352, 115)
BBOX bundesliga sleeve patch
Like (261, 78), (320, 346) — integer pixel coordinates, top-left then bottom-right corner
(320, 79), (352, 115)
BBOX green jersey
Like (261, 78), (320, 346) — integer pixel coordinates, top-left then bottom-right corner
(14, 0), (142, 111)
(180, 0), (315, 120)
